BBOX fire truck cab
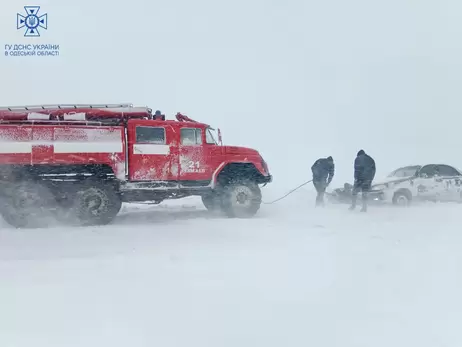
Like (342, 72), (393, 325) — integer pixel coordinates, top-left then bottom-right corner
(0, 103), (272, 228)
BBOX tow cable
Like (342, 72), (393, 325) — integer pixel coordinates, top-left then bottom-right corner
(131, 180), (315, 206)
(262, 180), (313, 205)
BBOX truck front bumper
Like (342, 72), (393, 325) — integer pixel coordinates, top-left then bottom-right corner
(260, 174), (273, 186)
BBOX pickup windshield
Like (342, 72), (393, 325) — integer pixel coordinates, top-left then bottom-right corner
(387, 165), (421, 178)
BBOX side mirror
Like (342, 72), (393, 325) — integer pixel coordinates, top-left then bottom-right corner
(218, 128), (223, 145)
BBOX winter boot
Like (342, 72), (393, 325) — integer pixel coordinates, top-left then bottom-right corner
(360, 193), (368, 212)
(315, 192), (325, 207)
(349, 194), (357, 210)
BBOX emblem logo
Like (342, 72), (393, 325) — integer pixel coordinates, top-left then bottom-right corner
(17, 6), (48, 37)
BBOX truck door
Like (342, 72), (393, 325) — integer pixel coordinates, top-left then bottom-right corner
(127, 120), (177, 181)
(415, 165), (441, 200)
(434, 164), (461, 202)
(178, 126), (212, 183)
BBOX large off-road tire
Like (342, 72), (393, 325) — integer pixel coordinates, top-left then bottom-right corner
(71, 182), (122, 226)
(221, 180), (262, 218)
(0, 182), (60, 229)
(392, 189), (412, 207)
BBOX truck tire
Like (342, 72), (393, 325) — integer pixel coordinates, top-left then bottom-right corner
(72, 182), (122, 226)
(392, 190), (411, 207)
(221, 180), (262, 218)
(0, 182), (59, 228)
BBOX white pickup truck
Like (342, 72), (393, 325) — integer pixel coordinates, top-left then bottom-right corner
(371, 164), (462, 206)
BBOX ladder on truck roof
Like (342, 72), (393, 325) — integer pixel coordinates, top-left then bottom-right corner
(0, 103), (134, 111)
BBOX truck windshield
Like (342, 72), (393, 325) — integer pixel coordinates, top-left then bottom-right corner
(206, 127), (218, 144)
(387, 165), (421, 177)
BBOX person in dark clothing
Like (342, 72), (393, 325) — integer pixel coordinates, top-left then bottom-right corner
(311, 156), (335, 206)
(349, 149), (376, 212)
(153, 110), (166, 120)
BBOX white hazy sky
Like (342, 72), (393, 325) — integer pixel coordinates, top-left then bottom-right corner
(1, 0), (462, 188)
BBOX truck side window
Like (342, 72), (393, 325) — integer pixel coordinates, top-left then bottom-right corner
(136, 126), (165, 144)
(419, 165), (437, 178)
(437, 165), (460, 177)
(205, 128), (217, 144)
(181, 128), (202, 145)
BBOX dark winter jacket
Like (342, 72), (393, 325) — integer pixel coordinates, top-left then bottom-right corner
(311, 158), (335, 183)
(354, 151), (376, 182)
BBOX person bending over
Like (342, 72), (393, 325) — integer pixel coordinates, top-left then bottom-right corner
(311, 156), (335, 207)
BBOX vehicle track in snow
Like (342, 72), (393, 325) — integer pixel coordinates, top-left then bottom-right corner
(0, 195), (461, 347)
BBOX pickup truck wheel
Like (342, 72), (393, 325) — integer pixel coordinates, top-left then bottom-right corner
(0, 182), (59, 228)
(221, 181), (262, 218)
(392, 190), (411, 207)
(72, 183), (122, 226)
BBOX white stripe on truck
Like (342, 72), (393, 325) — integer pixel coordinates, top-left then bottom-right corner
(133, 144), (170, 155)
(0, 143), (33, 153)
(54, 142), (123, 153)
(0, 141), (123, 154)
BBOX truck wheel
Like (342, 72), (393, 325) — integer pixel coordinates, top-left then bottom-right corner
(392, 190), (411, 207)
(72, 183), (122, 226)
(0, 182), (59, 228)
(221, 180), (262, 218)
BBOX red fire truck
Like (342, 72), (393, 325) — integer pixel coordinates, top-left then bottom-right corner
(0, 103), (272, 228)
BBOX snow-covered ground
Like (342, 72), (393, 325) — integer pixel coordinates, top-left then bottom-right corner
(2, 0), (462, 344)
(1, 187), (462, 347)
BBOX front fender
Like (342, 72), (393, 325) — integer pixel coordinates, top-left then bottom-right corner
(211, 160), (271, 188)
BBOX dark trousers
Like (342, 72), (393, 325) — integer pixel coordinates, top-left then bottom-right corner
(350, 179), (372, 210)
(313, 180), (327, 206)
